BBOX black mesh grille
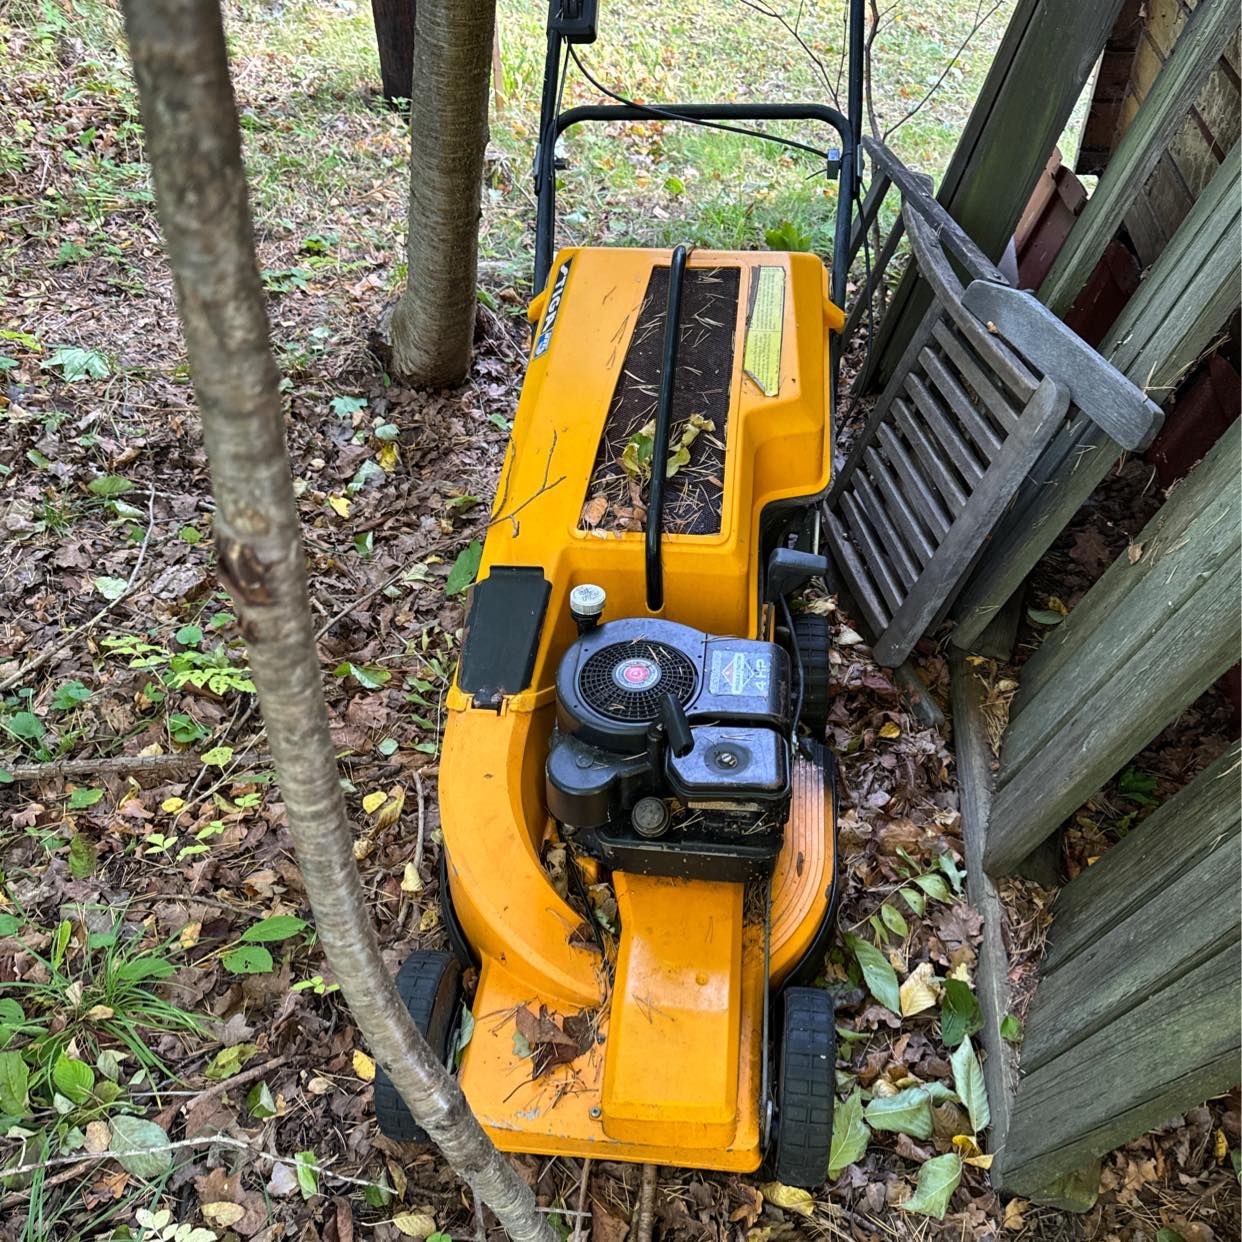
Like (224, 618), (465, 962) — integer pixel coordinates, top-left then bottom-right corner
(579, 639), (697, 722)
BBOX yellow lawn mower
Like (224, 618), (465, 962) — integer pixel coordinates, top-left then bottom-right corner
(375, 0), (865, 1186)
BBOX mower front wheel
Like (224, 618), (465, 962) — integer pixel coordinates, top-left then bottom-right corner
(772, 986), (836, 1187)
(792, 613), (831, 736)
(373, 950), (462, 1143)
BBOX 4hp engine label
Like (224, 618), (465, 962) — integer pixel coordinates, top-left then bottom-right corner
(709, 648), (771, 697)
(533, 259), (571, 358)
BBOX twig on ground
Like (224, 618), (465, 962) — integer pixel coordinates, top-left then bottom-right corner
(634, 1163), (658, 1242)
(412, 767), (427, 874)
(0, 485), (157, 694)
(570, 1158), (592, 1242)
(152, 1056), (288, 1130)
(0, 752), (209, 781)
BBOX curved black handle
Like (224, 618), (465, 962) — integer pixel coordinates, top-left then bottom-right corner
(645, 243), (688, 613)
(659, 692), (694, 759)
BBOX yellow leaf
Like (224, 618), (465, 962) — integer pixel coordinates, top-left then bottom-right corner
(391, 1211), (437, 1238)
(1047, 596), (1069, 616)
(352, 1050), (376, 1082)
(1002, 1198), (1027, 1231)
(353, 838), (375, 861)
(757, 1182), (813, 1216)
(899, 961), (940, 1016)
(418, 906), (440, 933)
(362, 791), (387, 815)
(161, 797), (185, 814)
(376, 785), (405, 830)
(180, 921), (202, 950)
(84, 1004), (114, 1021)
(203, 1203), (246, 1228)
(401, 862), (423, 895)
(948, 960), (972, 983)
(952, 1133), (982, 1159)
(328, 495), (351, 518)
(1215, 1127), (1229, 1160)
(878, 721), (902, 739)
(965, 1153), (994, 1168)
(378, 442), (399, 472)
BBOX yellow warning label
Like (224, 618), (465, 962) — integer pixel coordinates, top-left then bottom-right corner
(743, 265), (785, 397)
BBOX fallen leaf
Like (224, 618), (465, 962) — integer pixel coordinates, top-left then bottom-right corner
(400, 862), (423, 894)
(900, 961), (940, 1016)
(362, 791), (386, 814)
(878, 721), (902, 739)
(328, 496), (351, 518)
(757, 1182), (813, 1216)
(84, 1120), (110, 1154)
(203, 1202), (246, 1227)
(375, 785), (405, 830)
(391, 1211), (437, 1238)
(1002, 1198), (1027, 1231)
(900, 1152), (961, 1219)
(580, 495), (608, 527)
(352, 1050), (376, 1082)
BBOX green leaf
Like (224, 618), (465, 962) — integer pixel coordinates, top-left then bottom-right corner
(109, 1114), (172, 1179)
(940, 979), (983, 1049)
(1000, 1013), (1024, 1043)
(512, 1031), (532, 1059)
(52, 1055), (95, 1104)
(901, 1152), (962, 1219)
(950, 1036), (990, 1134)
(221, 945), (274, 974)
(115, 955), (175, 982)
(87, 475), (133, 498)
(67, 787), (104, 810)
(0, 915), (20, 938)
(864, 1086), (933, 1139)
(7, 712), (43, 741)
(240, 915), (307, 944)
(200, 745), (234, 767)
(1027, 608), (1063, 626)
(764, 219), (813, 251)
(899, 887), (925, 916)
(178, 524), (202, 543)
(68, 833), (97, 879)
(938, 853), (965, 893)
(333, 662), (391, 690)
(879, 903), (909, 937)
(43, 346), (110, 382)
(445, 539), (483, 597)
(828, 1087), (870, 1178)
(1156, 1229), (1187, 1242)
(0, 1051), (30, 1117)
(330, 395), (367, 417)
(247, 1081), (277, 1119)
(377, 737), (399, 757)
(913, 873), (952, 902)
(175, 625), (203, 648)
(664, 175), (686, 194)
(294, 1150), (319, 1199)
(51, 680), (92, 711)
(92, 576), (129, 601)
(205, 1043), (258, 1081)
(845, 934), (900, 1014)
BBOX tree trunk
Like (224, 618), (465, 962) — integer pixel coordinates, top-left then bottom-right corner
(119, 4), (552, 1238)
(390, 0), (495, 386)
(371, 0), (416, 105)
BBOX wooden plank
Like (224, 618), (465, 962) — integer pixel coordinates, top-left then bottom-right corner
(903, 211), (1040, 403)
(840, 491), (904, 613)
(1022, 842), (1241, 1071)
(1040, 0), (1236, 317)
(864, 447), (936, 566)
(931, 320), (1021, 434)
(919, 345), (1005, 458)
(998, 946), (1241, 1195)
(852, 471), (920, 587)
(823, 508), (890, 633)
(1014, 420), (1239, 710)
(843, 214), (905, 347)
(984, 460), (1241, 870)
(961, 281), (1164, 451)
(947, 654), (1020, 1191)
(874, 378), (1069, 666)
(904, 372), (986, 484)
(847, 169), (893, 268)
(863, 138), (1003, 282)
(891, 396), (969, 515)
(862, 0), (1128, 392)
(1044, 740), (1241, 972)
(950, 145), (1241, 652)
(876, 423), (951, 540)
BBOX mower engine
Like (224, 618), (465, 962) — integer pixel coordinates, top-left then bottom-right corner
(546, 592), (792, 882)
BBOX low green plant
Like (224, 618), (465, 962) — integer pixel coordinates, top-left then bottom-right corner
(102, 634), (256, 697)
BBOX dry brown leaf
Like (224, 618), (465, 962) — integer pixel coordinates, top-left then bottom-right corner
(899, 961), (940, 1016)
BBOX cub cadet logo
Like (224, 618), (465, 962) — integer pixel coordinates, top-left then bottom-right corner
(533, 261), (571, 358)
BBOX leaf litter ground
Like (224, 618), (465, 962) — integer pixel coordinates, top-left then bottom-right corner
(1, 2), (1238, 1240)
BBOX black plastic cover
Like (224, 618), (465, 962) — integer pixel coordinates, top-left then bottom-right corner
(457, 567), (551, 709)
(666, 724), (788, 805)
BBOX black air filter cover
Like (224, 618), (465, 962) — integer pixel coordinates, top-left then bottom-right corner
(555, 618), (789, 754)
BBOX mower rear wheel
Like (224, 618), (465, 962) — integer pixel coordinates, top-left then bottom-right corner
(373, 950), (462, 1143)
(773, 986), (836, 1188)
(793, 613), (831, 736)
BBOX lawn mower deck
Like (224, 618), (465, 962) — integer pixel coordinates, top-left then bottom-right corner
(434, 245), (842, 1173)
(375, 0), (866, 1183)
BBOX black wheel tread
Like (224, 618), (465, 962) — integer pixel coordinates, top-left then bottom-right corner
(373, 950), (461, 1143)
(793, 614), (831, 735)
(774, 986), (836, 1187)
